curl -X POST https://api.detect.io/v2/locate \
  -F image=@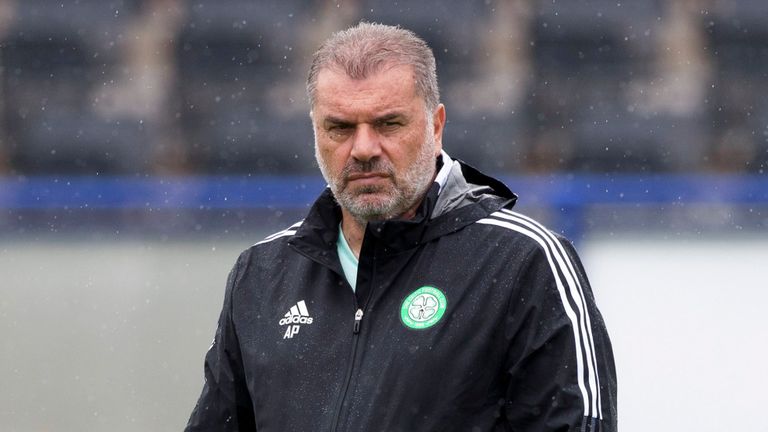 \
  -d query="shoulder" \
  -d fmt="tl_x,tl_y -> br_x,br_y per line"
474,209 -> 589,299
226,220 -> 305,291
252,220 -> 304,248
474,208 -> 573,252
235,220 -> 304,269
